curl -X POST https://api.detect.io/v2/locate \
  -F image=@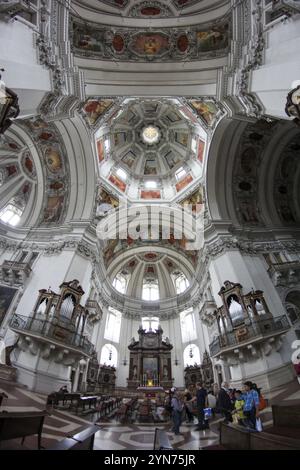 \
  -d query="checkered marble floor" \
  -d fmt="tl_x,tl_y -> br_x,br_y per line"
94,422 -> 219,450
0,378 -> 299,450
